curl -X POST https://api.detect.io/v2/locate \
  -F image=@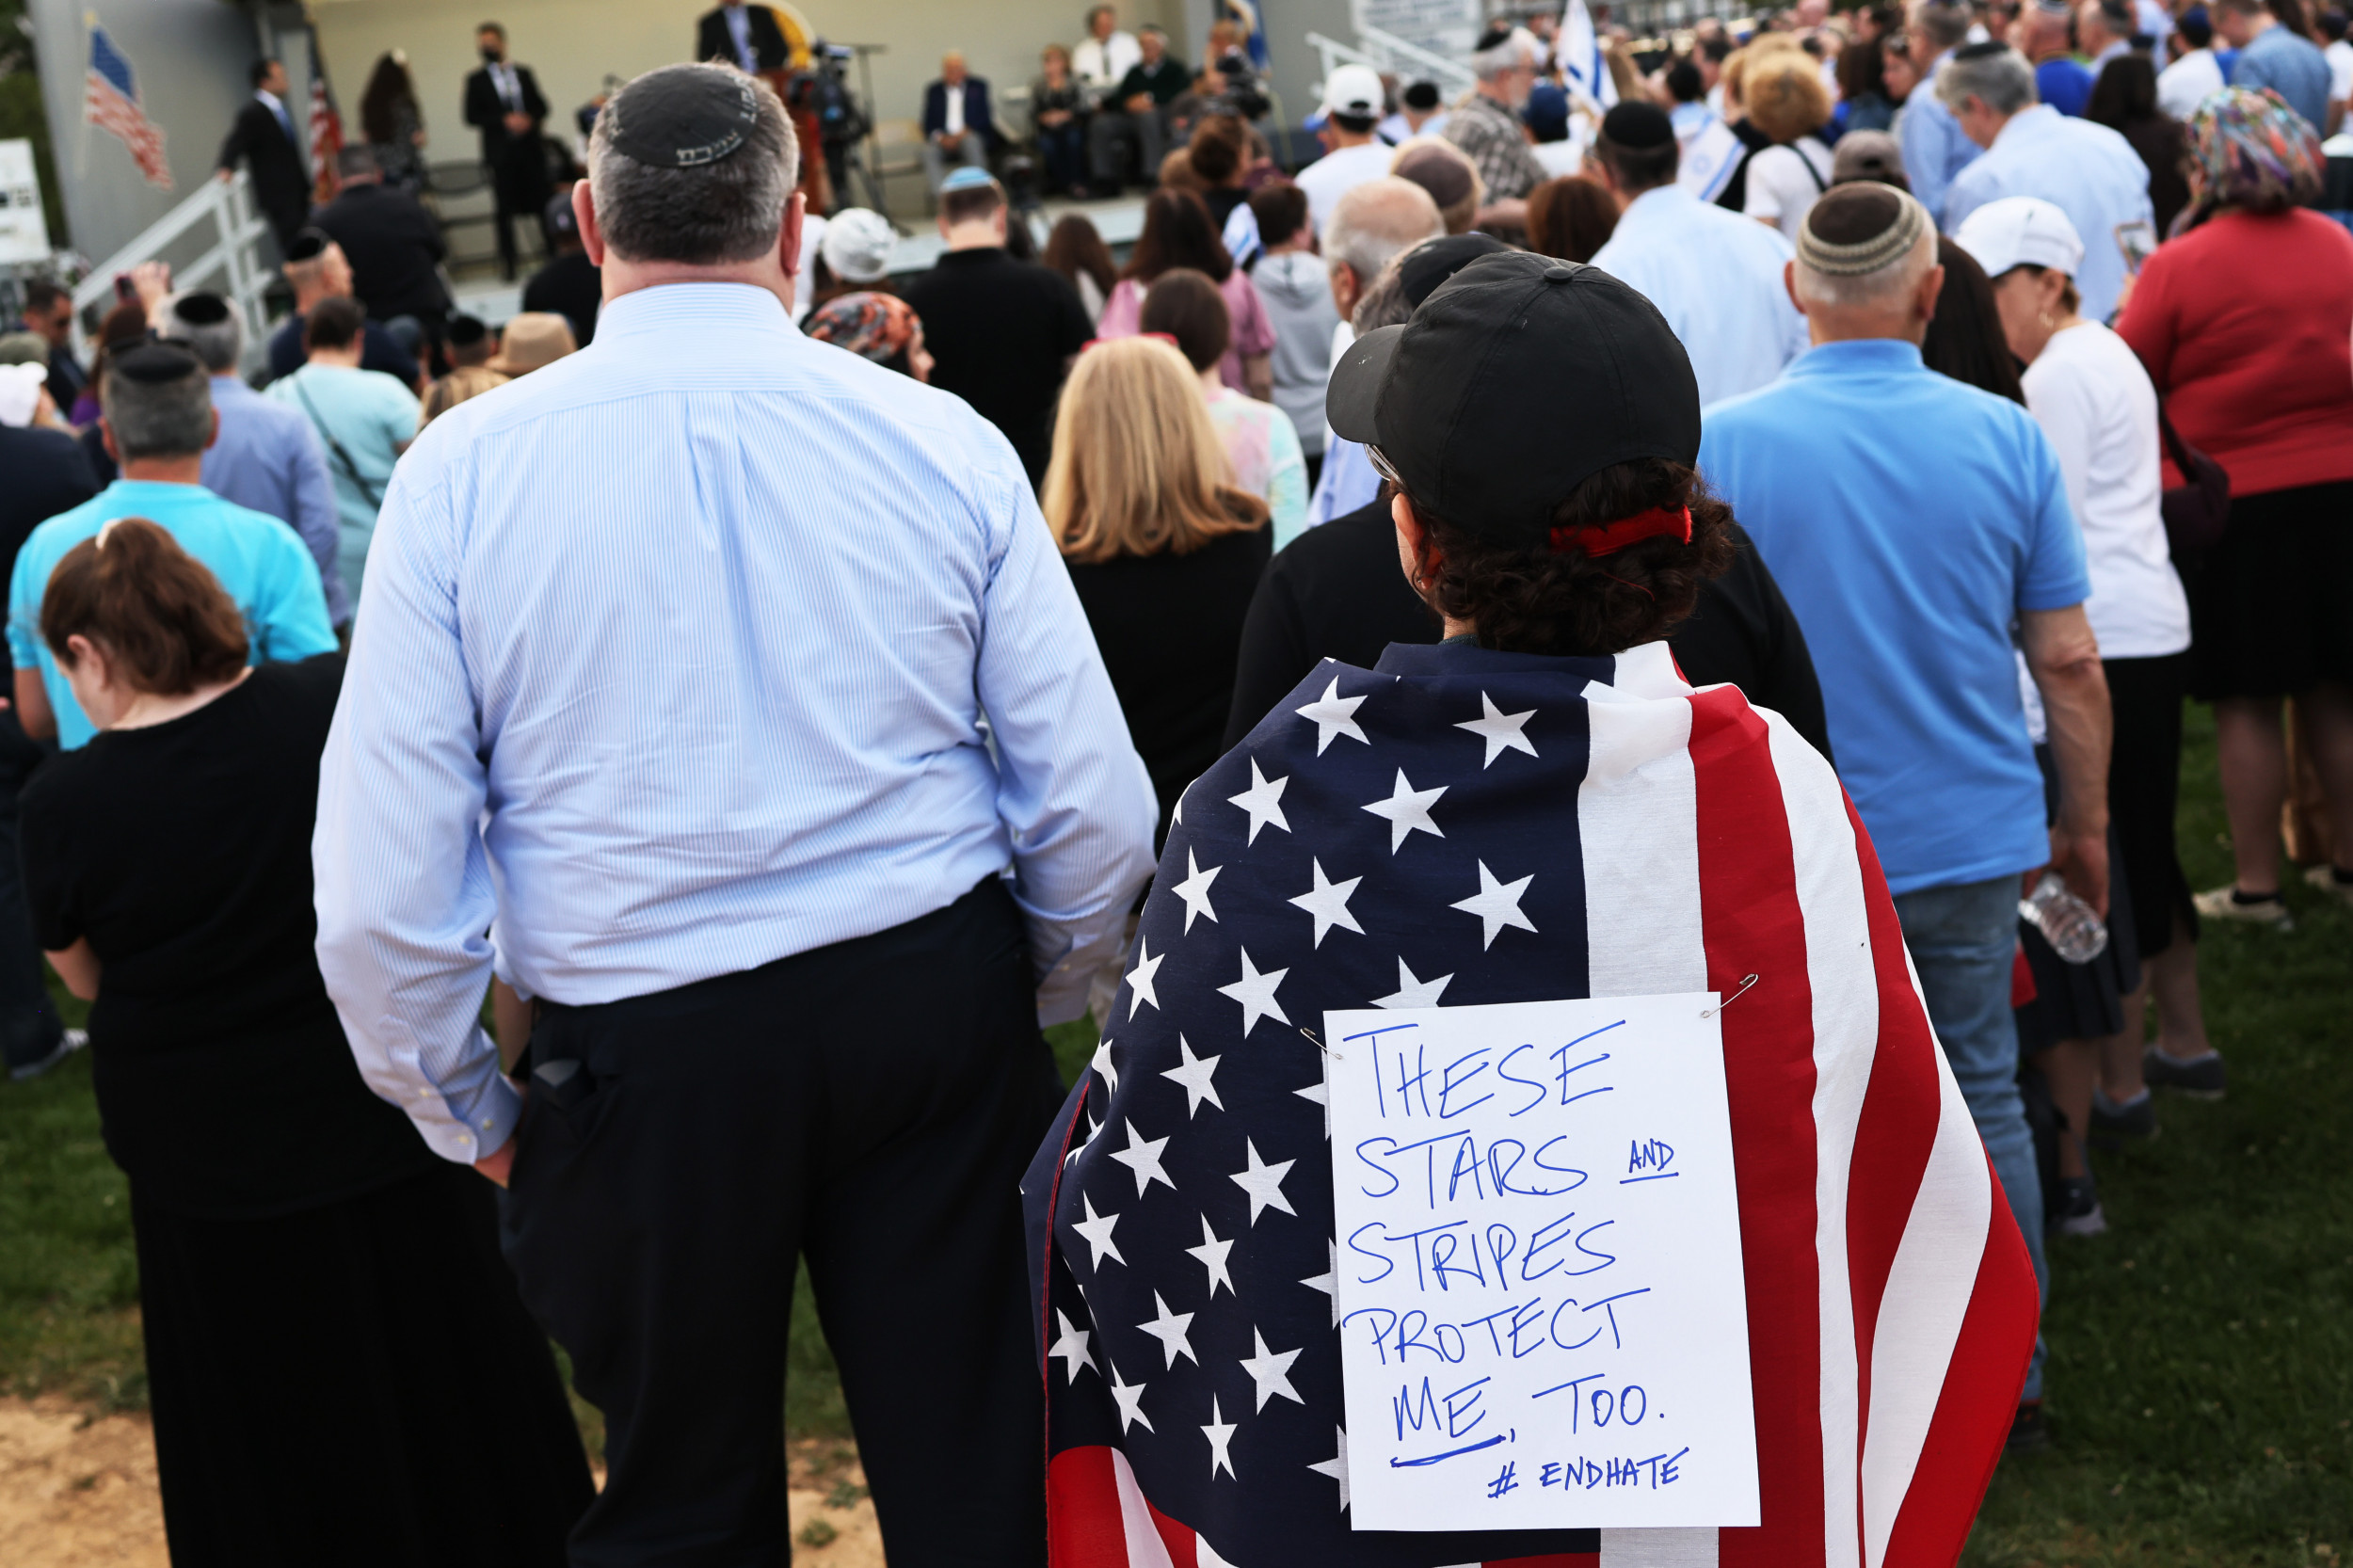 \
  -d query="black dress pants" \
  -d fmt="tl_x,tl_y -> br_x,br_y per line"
502,878 -> 1063,1567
